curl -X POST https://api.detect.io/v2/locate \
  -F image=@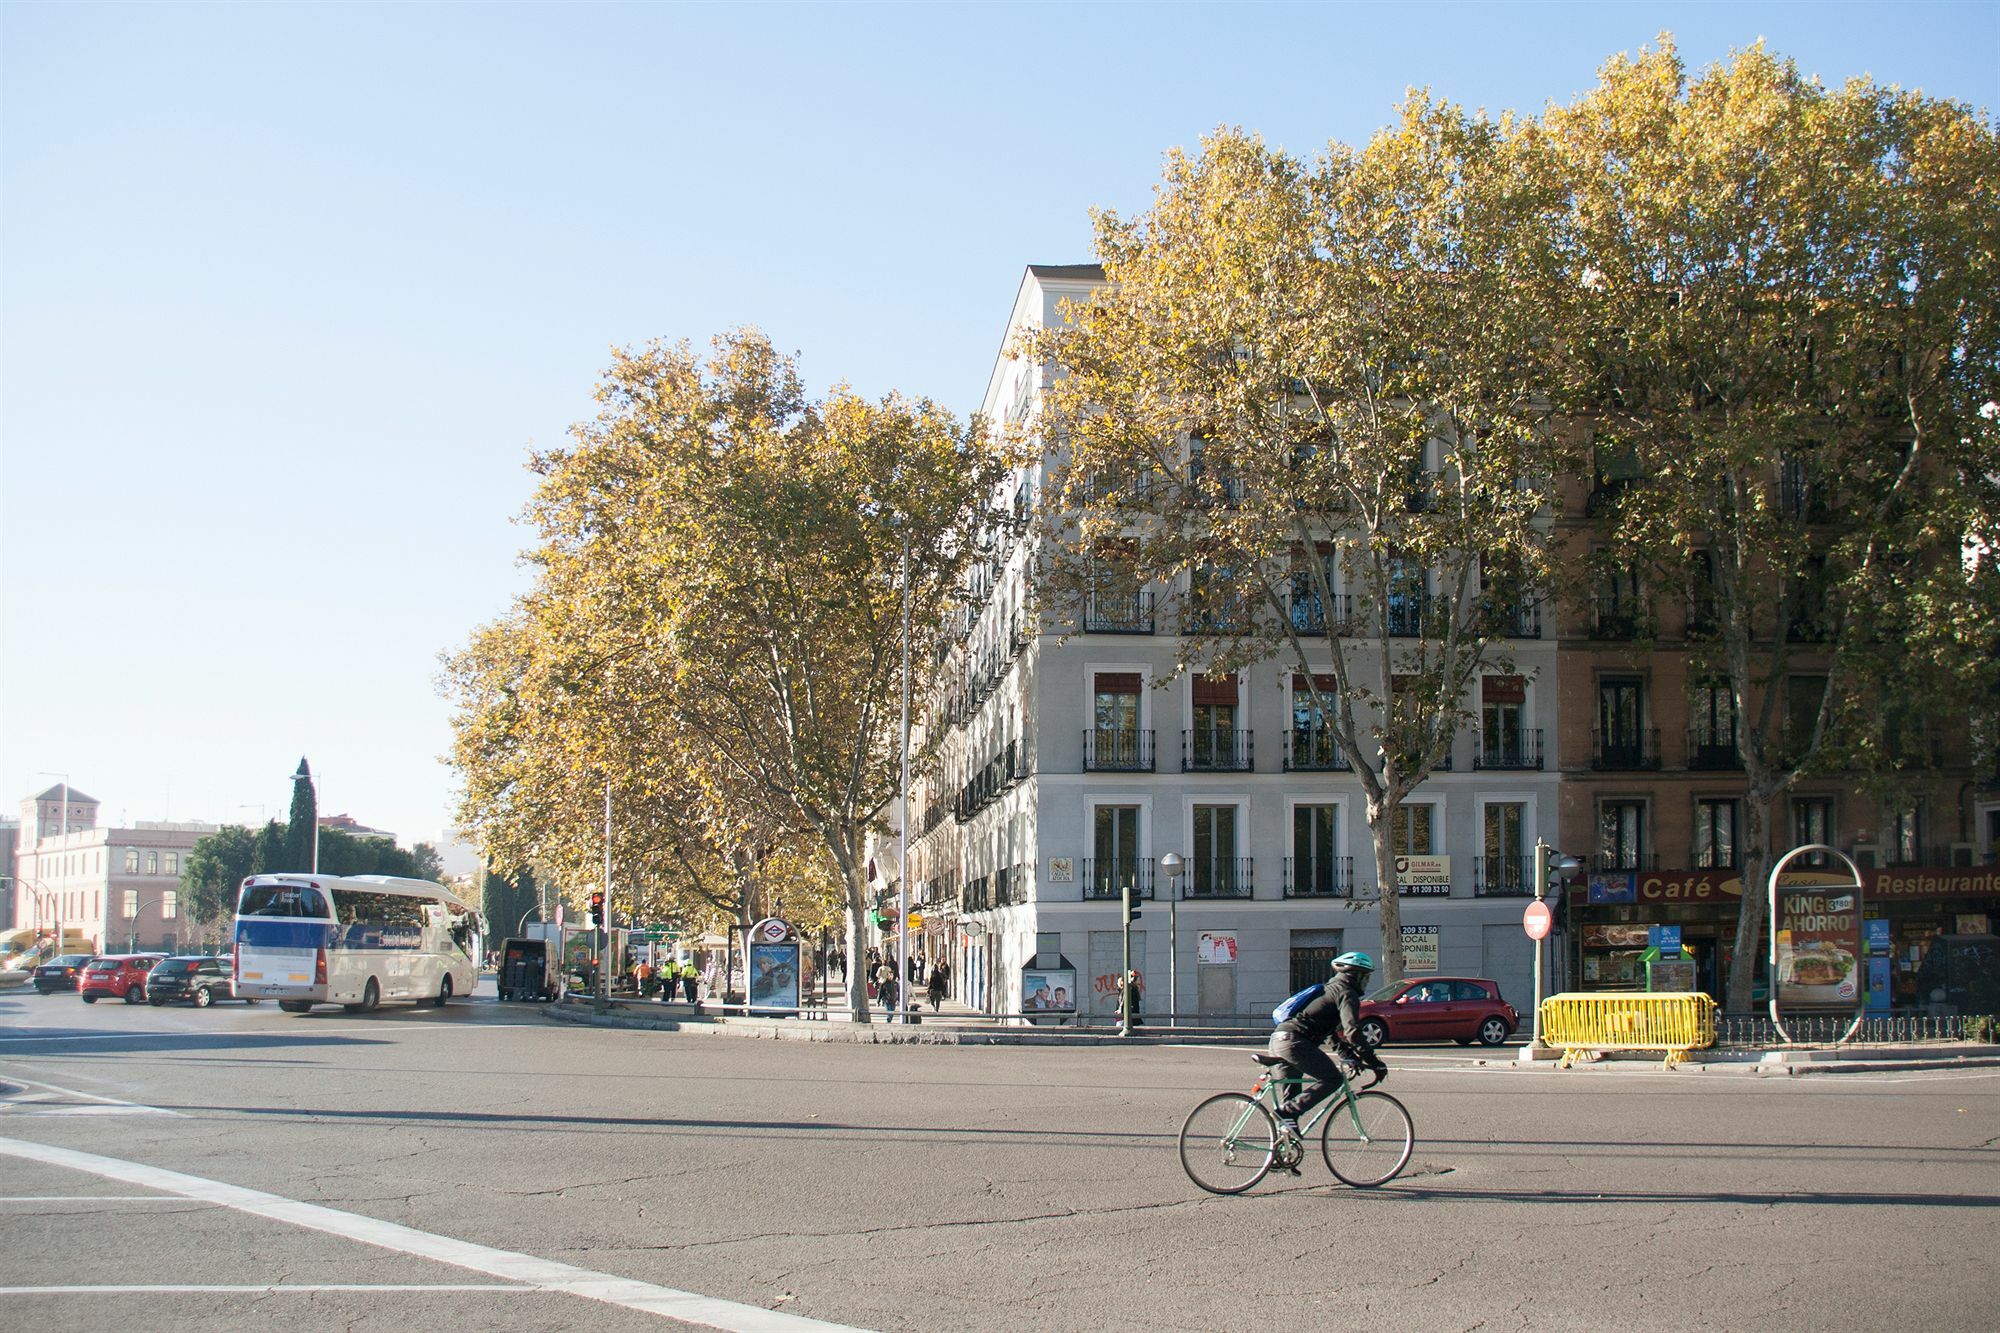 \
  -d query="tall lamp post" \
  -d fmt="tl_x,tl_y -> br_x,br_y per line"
1528,839 -> 1581,1054
1159,852 -> 1184,1025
